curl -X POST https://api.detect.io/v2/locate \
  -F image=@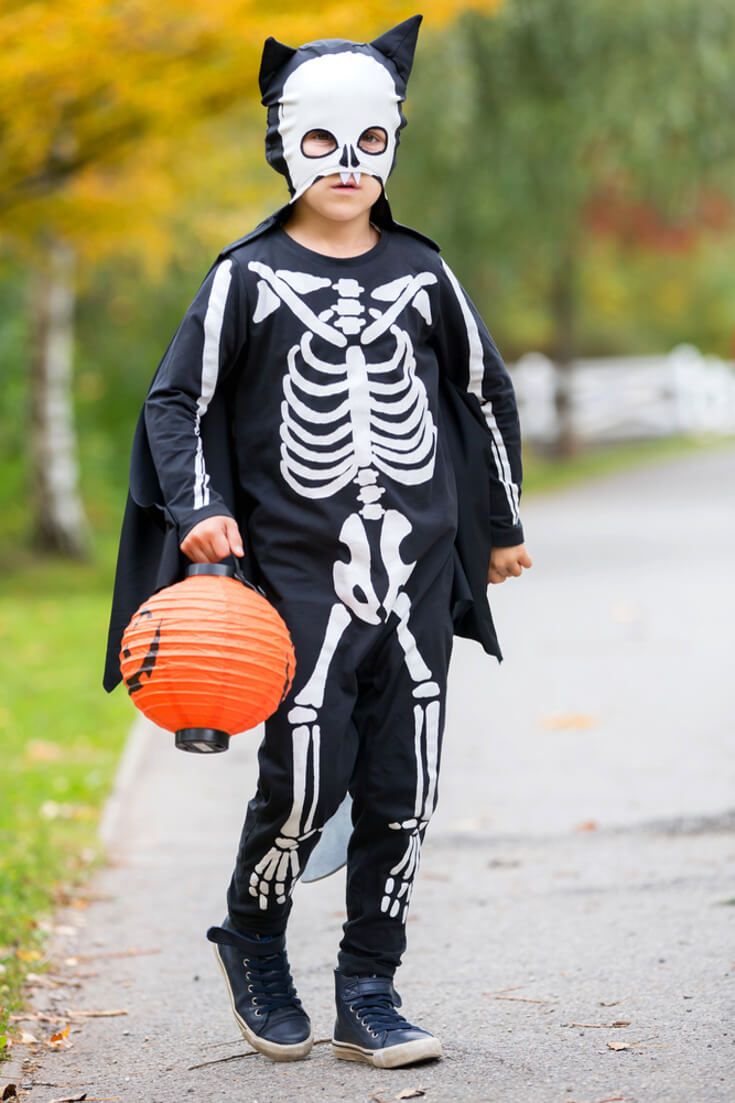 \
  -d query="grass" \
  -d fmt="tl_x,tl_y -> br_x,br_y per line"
0,429 -> 733,1060
522,431 -> 735,495
0,534 -> 133,1059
